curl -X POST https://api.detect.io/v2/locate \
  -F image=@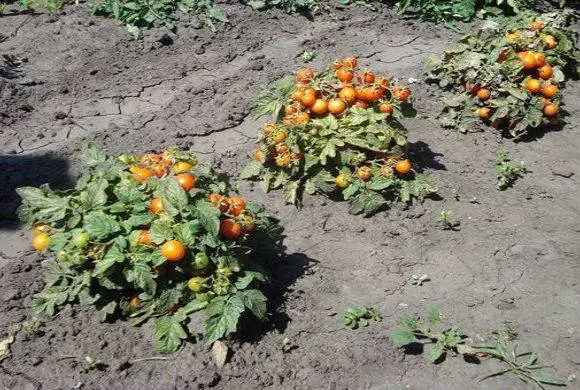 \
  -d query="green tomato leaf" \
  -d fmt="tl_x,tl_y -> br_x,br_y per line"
154,316 -> 188,353
204,295 -> 245,344
83,211 -> 121,240
195,200 -> 221,237
240,289 -> 267,319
